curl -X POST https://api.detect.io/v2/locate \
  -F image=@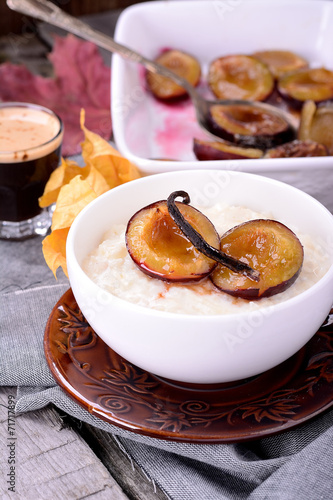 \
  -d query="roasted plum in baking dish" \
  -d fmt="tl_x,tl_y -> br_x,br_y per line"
264,139 -> 328,158
208,55 -> 274,101
208,103 -> 296,150
193,138 -> 263,161
144,46 -> 332,159
252,50 -> 308,79
146,49 -> 201,100
277,67 -> 333,108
